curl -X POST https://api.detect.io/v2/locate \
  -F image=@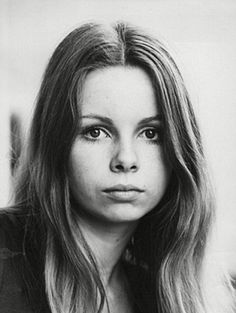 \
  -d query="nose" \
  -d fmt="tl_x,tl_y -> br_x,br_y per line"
110,139 -> 139,173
